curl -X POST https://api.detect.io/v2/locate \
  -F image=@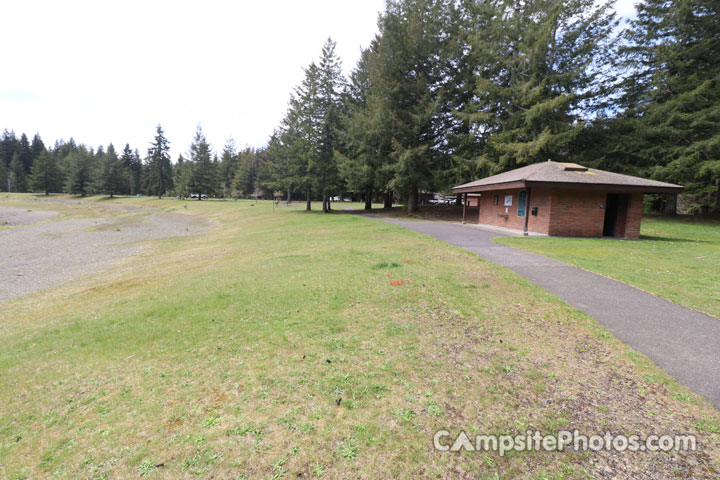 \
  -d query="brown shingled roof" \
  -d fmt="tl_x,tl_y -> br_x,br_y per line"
452,161 -> 683,194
